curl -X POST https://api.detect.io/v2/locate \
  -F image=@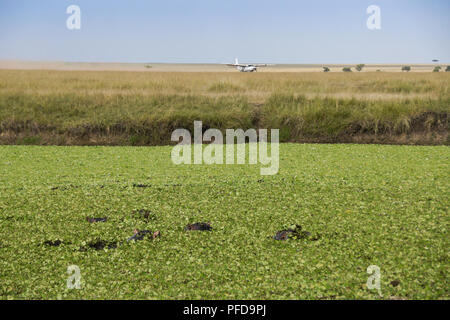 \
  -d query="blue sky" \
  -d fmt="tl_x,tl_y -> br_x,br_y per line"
0,0 -> 449,63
